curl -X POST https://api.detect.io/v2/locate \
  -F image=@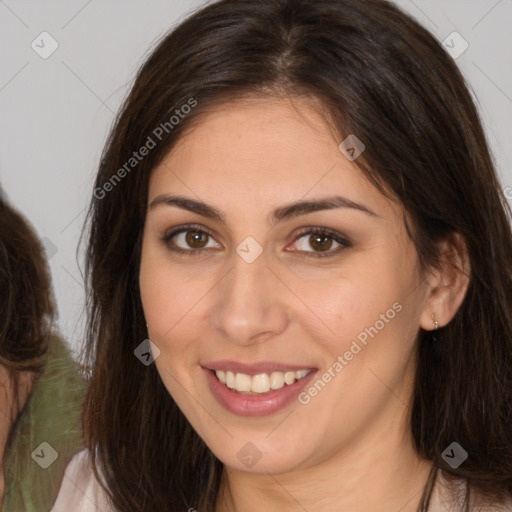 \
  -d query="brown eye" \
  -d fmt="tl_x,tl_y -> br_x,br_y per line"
162,225 -> 221,255
291,228 -> 351,258
185,230 -> 209,248
308,233 -> 334,252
